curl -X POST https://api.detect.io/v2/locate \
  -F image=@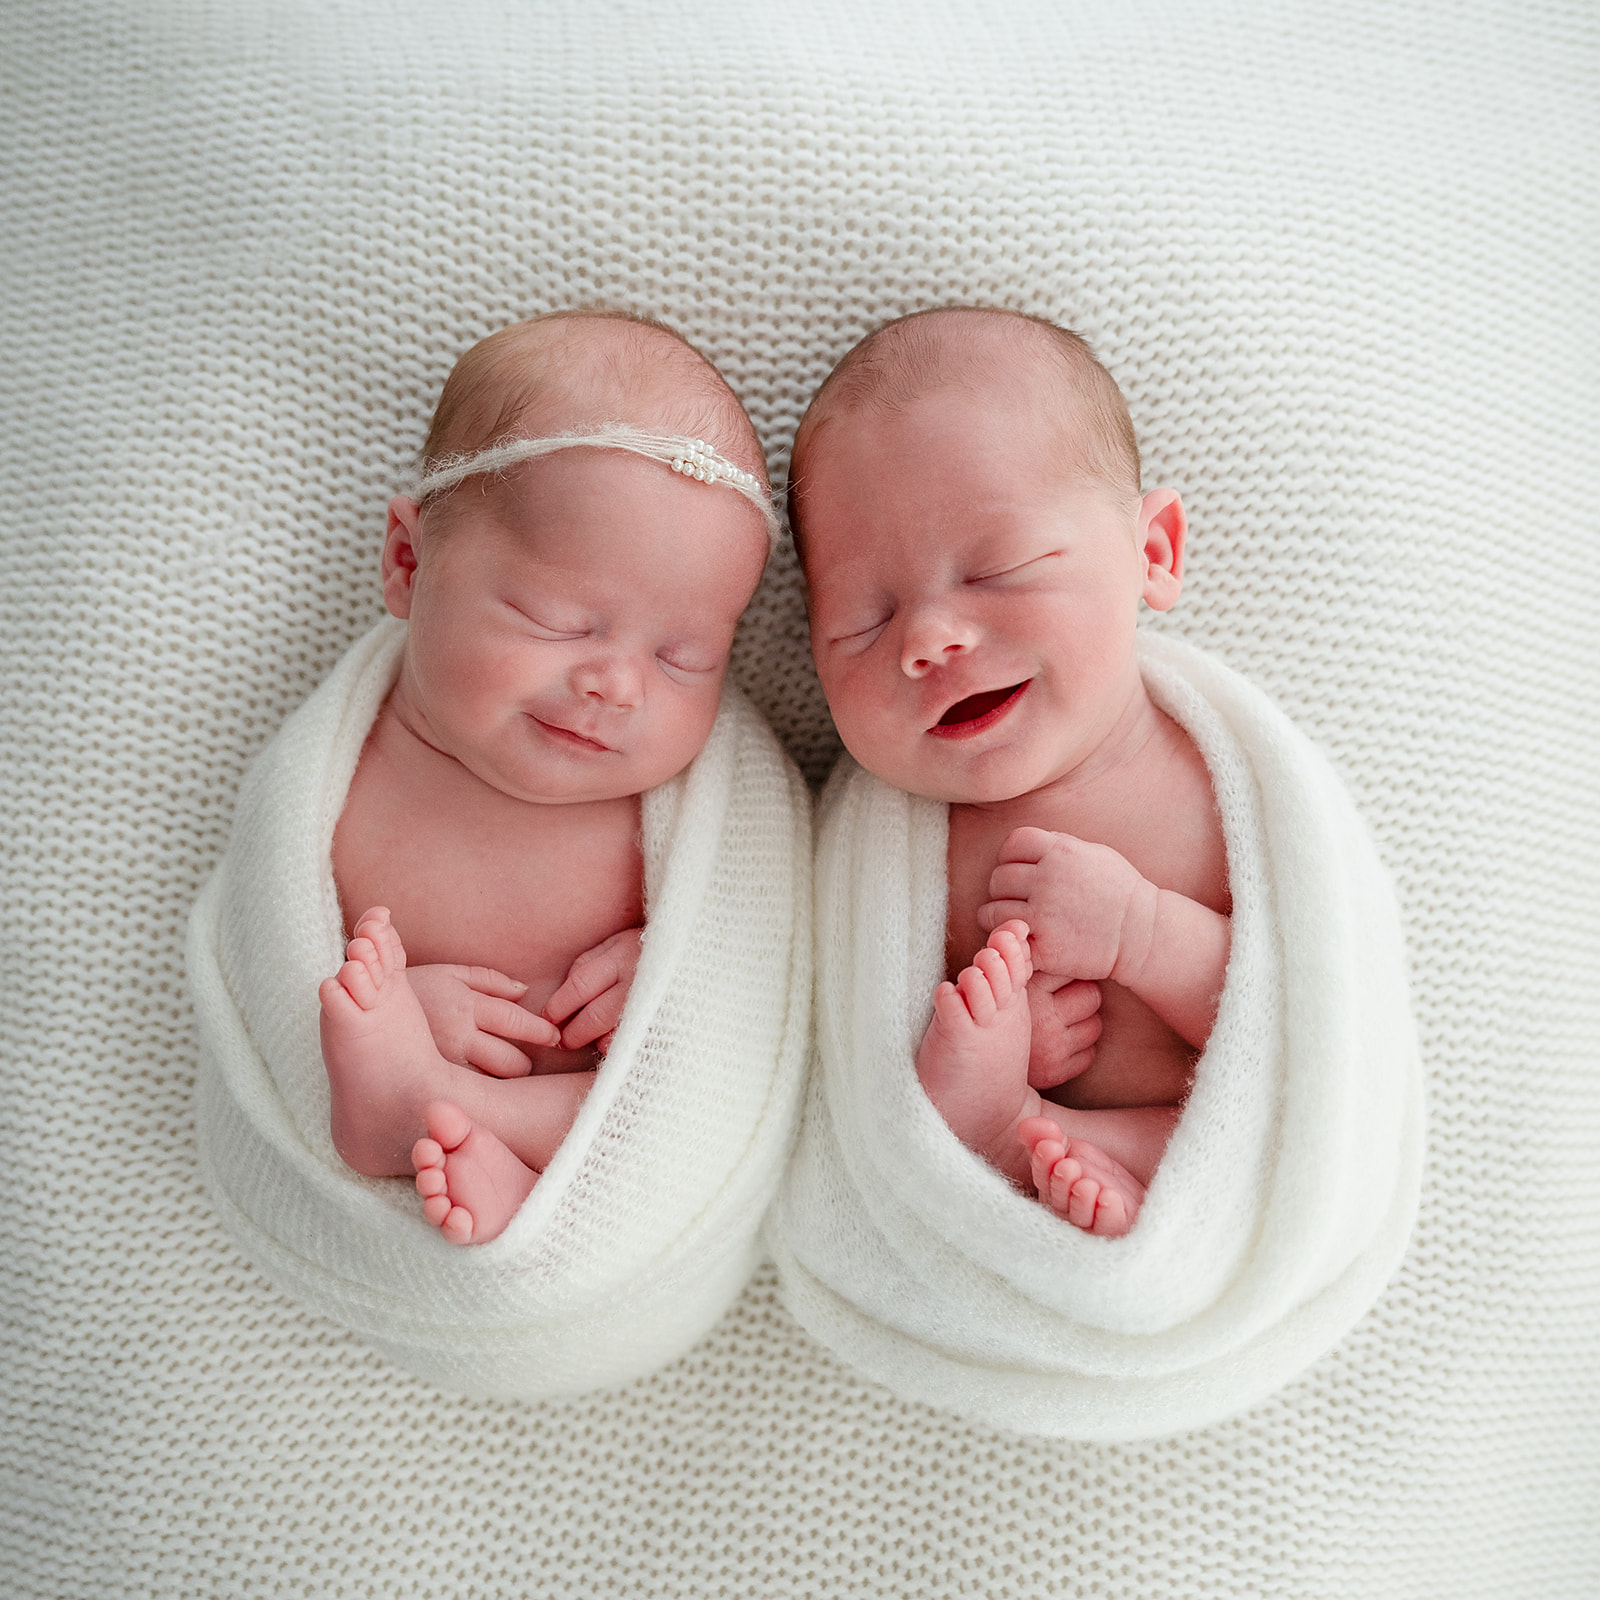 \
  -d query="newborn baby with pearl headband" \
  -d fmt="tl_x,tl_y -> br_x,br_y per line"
318,310 -> 780,1244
